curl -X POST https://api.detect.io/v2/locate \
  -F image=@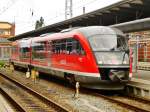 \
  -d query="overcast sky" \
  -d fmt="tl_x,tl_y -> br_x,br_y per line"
0,0 -> 121,35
